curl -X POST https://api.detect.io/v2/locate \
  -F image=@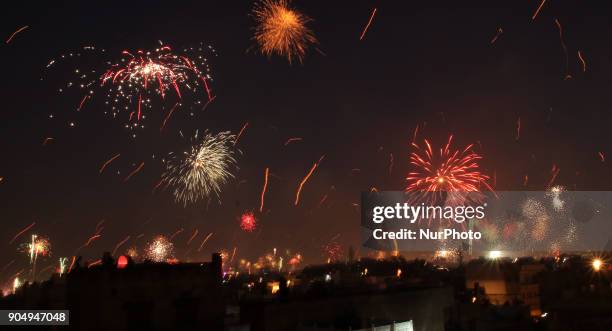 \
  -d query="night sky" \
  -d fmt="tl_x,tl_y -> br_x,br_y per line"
1,0 -> 612,279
